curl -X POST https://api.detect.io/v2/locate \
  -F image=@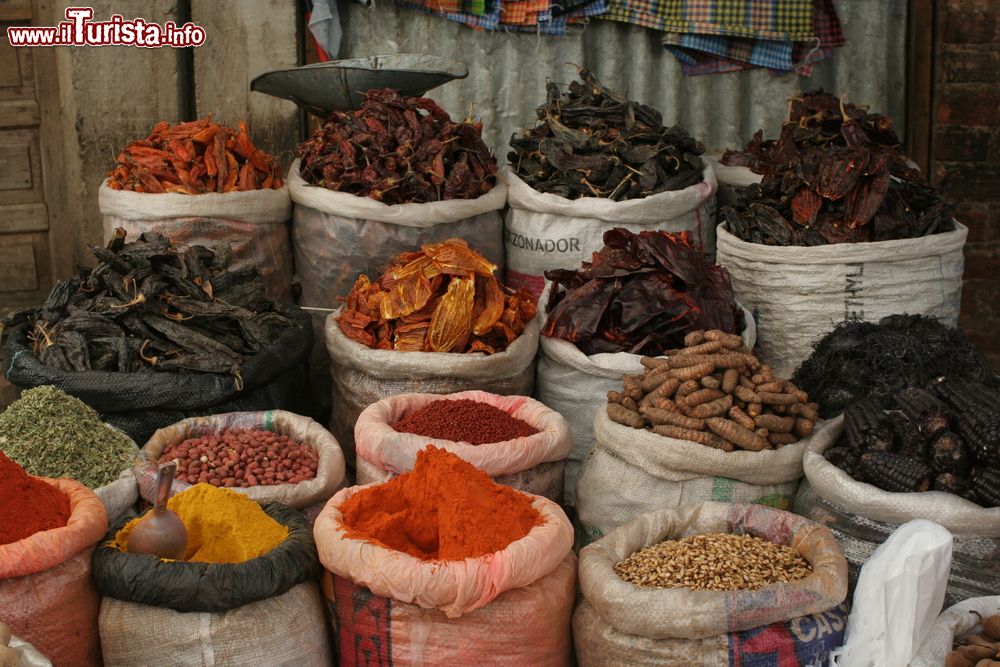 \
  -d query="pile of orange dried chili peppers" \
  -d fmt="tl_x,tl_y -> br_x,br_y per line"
106,118 -> 284,194
337,239 -> 536,354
